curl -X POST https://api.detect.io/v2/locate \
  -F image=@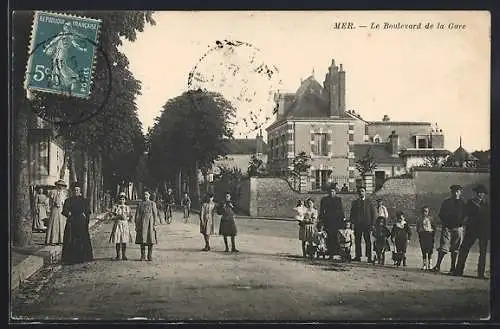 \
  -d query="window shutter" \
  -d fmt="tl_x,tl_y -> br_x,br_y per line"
311,133 -> 317,155
325,133 -> 331,156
